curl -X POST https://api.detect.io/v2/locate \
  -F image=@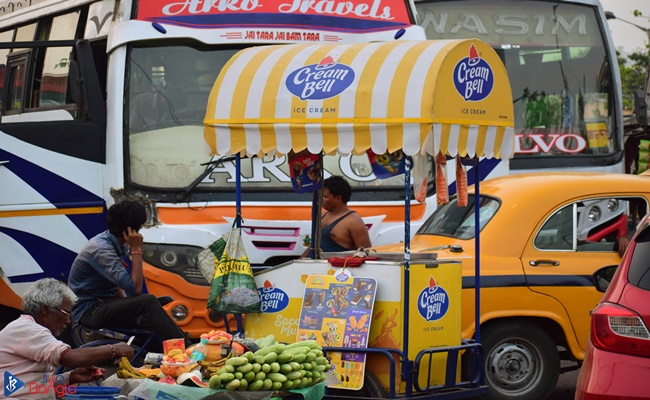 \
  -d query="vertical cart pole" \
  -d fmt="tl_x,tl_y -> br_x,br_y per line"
235,154 -> 241,228
309,153 -> 324,260
403,157 -> 413,398
233,153 -> 244,333
309,190 -> 319,259
473,160 -> 482,346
